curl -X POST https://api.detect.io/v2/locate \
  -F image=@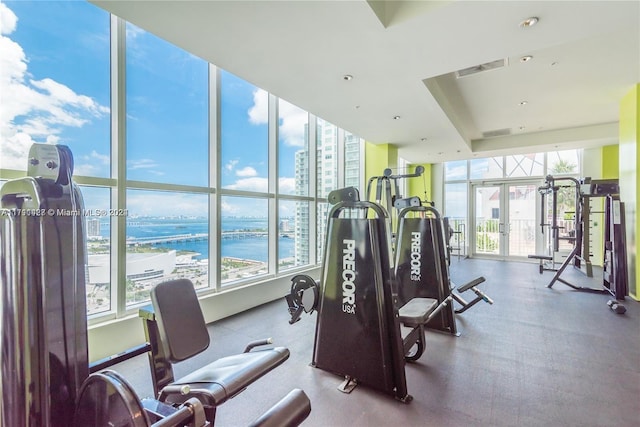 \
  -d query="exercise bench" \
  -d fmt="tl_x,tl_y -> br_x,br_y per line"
527,254 -> 555,274
397,297 -> 452,361
140,279 -> 291,425
450,276 -> 493,314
